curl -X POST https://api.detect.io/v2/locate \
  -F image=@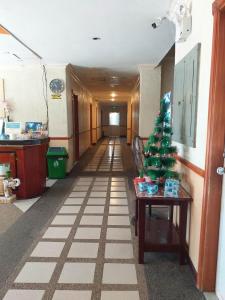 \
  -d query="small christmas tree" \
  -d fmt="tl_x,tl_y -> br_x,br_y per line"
143,92 -> 179,184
